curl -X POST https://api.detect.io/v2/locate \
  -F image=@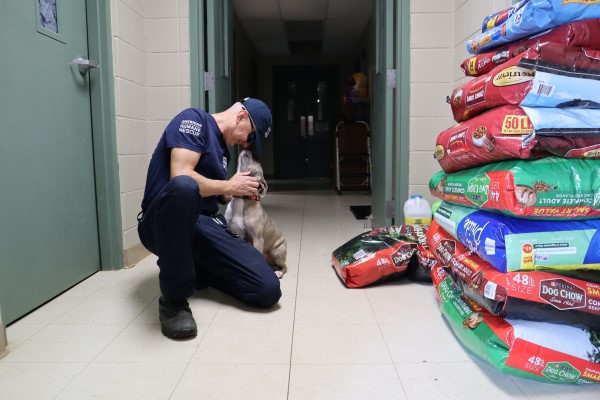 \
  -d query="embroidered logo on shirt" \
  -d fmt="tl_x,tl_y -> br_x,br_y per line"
179,120 -> 202,137
222,156 -> 228,171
